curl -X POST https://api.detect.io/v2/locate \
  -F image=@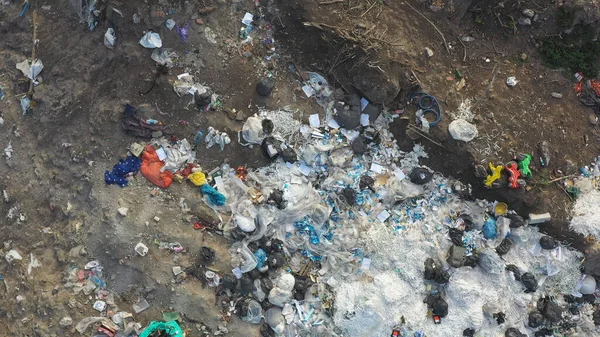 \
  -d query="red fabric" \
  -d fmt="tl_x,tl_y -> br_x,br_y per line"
140,145 -> 173,188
